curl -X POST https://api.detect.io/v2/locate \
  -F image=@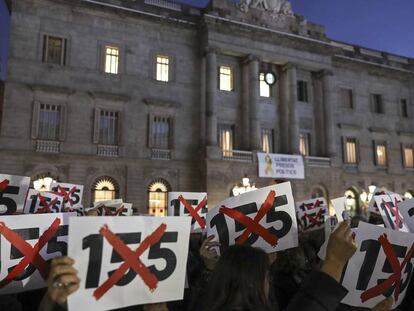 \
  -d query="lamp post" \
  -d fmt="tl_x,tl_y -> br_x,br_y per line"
232,175 -> 257,196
